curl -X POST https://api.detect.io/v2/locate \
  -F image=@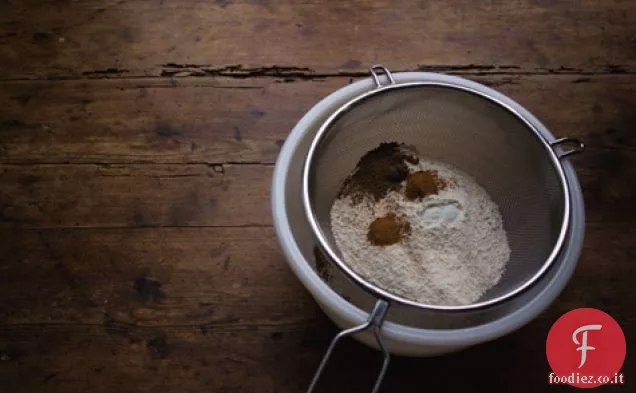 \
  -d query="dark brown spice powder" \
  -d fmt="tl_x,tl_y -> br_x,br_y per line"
339,142 -> 419,204
404,170 -> 448,200
367,213 -> 411,246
